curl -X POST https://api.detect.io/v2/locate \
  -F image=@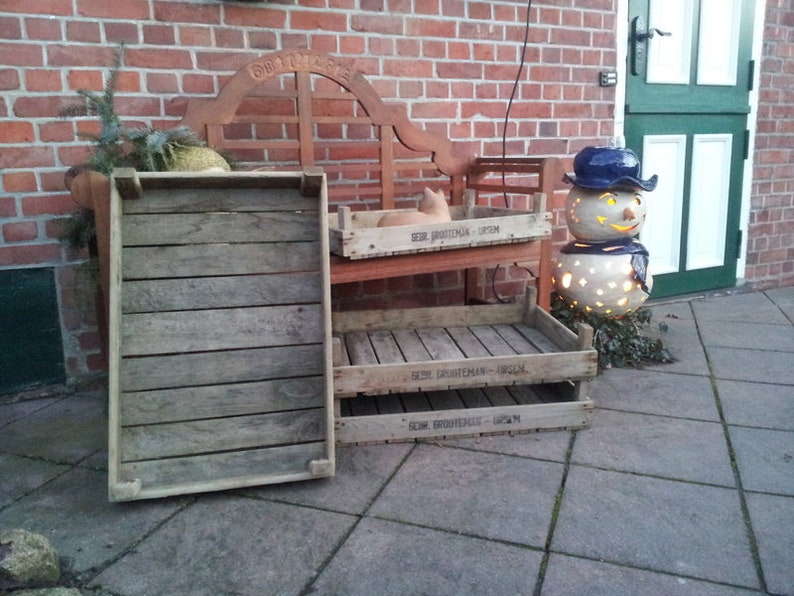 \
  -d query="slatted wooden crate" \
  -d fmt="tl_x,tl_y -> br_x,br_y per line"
332,287 -> 597,443
329,191 -> 551,260
108,169 -> 334,501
